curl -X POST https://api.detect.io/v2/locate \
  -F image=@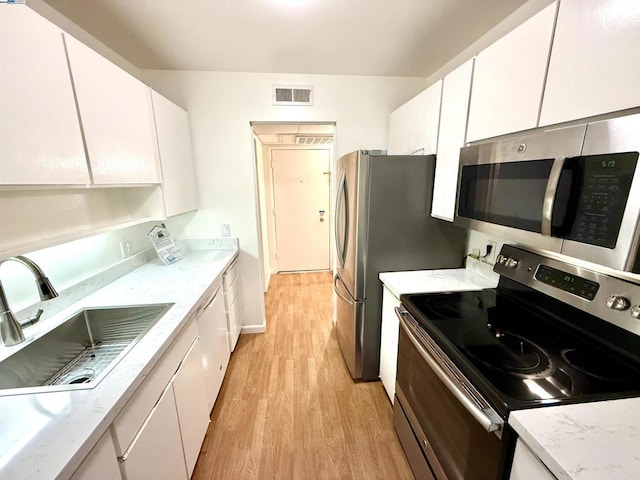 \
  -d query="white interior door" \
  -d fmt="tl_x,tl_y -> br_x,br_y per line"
272,149 -> 330,271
